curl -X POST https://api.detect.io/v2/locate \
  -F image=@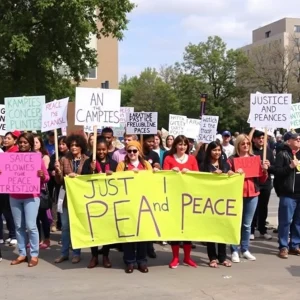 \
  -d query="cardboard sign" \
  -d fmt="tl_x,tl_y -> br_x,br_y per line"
0,152 -> 41,194
250,93 -> 291,128
111,124 -> 126,137
66,102 -> 84,136
198,115 -> 219,143
0,105 -> 6,135
291,103 -> 300,129
119,107 -> 134,125
233,156 -> 262,178
168,114 -> 187,137
5,96 -> 45,131
41,98 -> 69,132
75,87 -> 121,127
126,112 -> 158,134
184,118 -> 201,140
